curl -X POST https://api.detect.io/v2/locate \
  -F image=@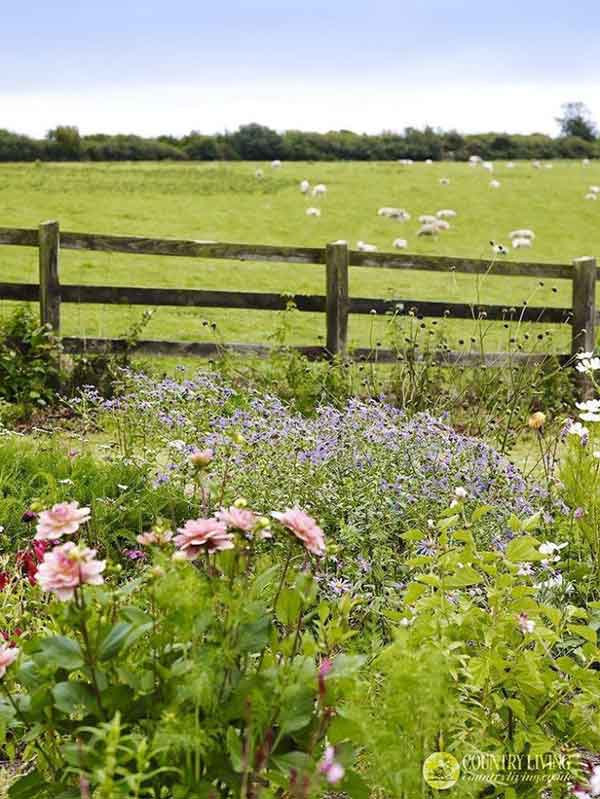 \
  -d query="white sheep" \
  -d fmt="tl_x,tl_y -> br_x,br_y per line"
531,160 -> 542,169
435,219 -> 450,231
299,179 -> 310,194
271,159 -> 282,168
509,229 -> 535,241
589,185 -> 600,194
439,177 -> 450,185
393,238 -> 408,249
305,207 -> 321,217
419,214 -> 437,224
482,161 -> 494,172
312,183 -> 327,197
378,207 -> 410,221
582,158 -> 591,166
468,155 -> 482,165
436,209 -> 457,219
585,193 -> 598,201
506,162 -> 515,169
378,207 -> 396,217
398,158 -> 414,165
357,240 -> 377,252
512,237 -> 532,249
255,168 -> 264,179
418,223 -> 438,237
425,158 -> 433,164
489,179 -> 501,189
